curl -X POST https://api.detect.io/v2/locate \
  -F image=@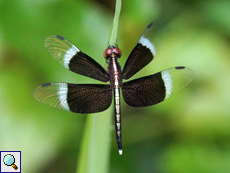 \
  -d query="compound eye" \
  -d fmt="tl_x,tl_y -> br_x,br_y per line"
104,48 -> 113,59
113,47 -> 122,57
